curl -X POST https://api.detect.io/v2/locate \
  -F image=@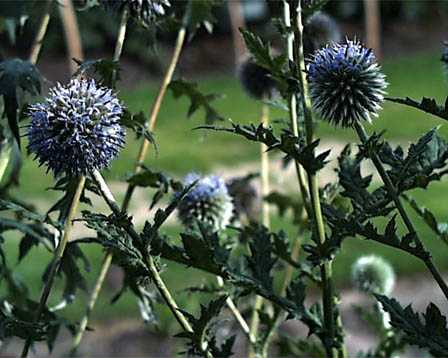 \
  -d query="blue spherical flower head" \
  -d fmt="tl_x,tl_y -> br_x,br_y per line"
28,78 -> 125,177
101,0 -> 170,27
308,39 -> 388,127
304,12 -> 341,55
177,173 -> 234,232
441,42 -> 448,74
351,255 -> 395,295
